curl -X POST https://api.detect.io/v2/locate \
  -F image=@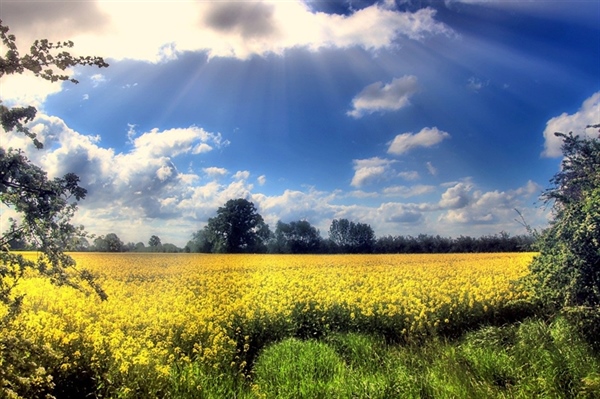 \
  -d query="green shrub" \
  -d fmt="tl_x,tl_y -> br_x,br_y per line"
521,130 -> 600,348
